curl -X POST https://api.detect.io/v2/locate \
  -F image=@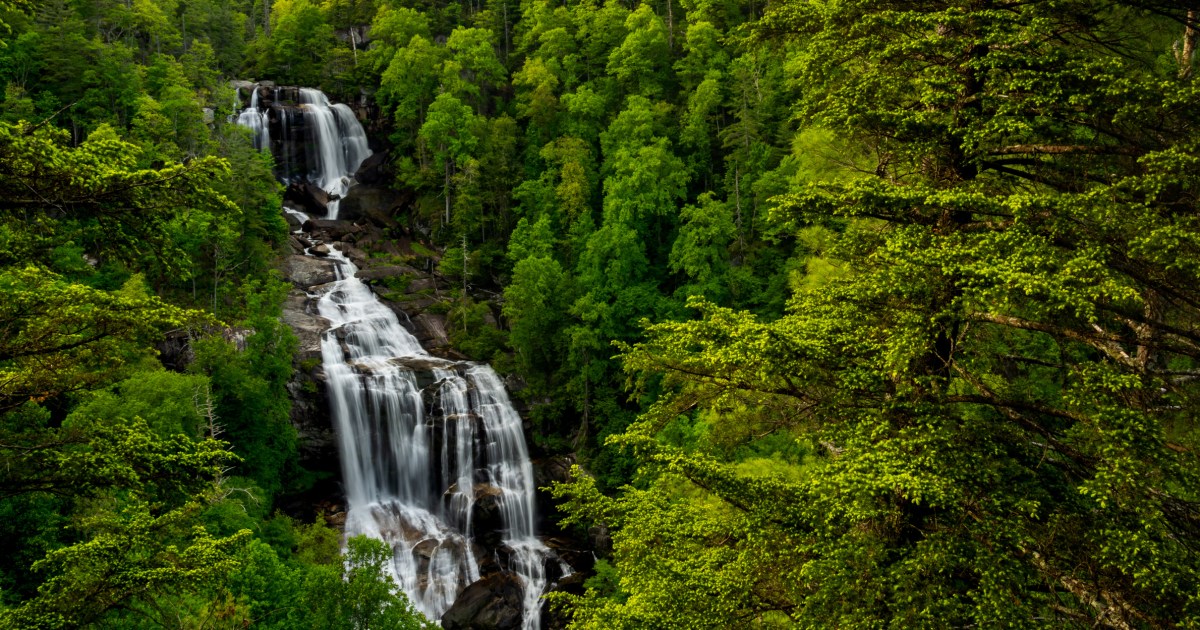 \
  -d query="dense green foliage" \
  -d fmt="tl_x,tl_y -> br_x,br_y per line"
3,0 -> 1200,626
0,1 -> 429,626
551,3 -> 1200,629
